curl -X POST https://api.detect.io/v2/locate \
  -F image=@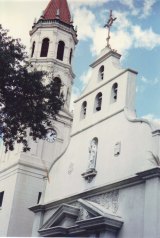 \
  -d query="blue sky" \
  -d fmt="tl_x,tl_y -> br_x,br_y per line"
0,0 -> 160,122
